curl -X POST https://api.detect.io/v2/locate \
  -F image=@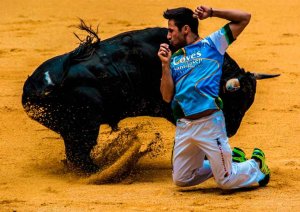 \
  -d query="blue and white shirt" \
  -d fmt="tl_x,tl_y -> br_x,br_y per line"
171,24 -> 235,117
